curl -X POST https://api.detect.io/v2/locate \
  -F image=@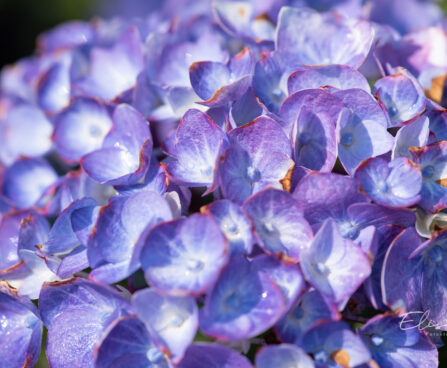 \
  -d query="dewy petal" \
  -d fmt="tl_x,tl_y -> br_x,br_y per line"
300,219 -> 371,308
167,109 -> 227,187
243,188 -> 313,263
38,277 -> 131,328
141,214 -> 228,295
132,288 -> 198,363
46,308 -> 105,368
256,344 -> 315,368
199,257 -> 285,340
0,284 -> 43,368
95,316 -> 171,368
275,7 -> 374,68
39,278 -> 132,368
